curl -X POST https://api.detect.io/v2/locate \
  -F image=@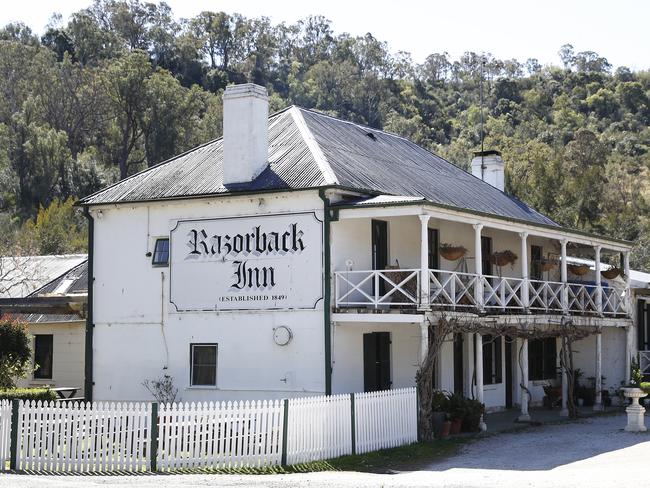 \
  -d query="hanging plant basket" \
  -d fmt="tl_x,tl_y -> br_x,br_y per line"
601,267 -> 622,280
490,250 -> 518,267
568,264 -> 590,276
440,244 -> 467,261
